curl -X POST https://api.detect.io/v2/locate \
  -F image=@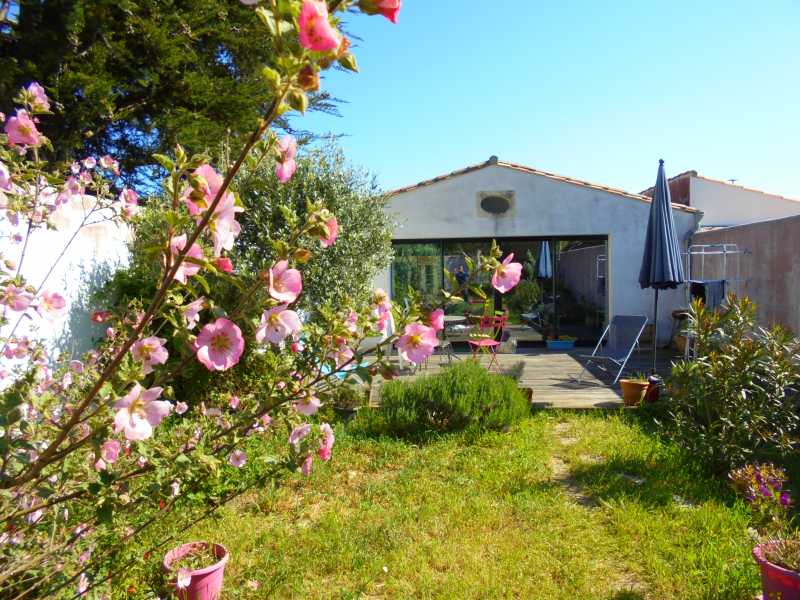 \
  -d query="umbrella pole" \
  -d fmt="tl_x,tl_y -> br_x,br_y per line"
652,289 -> 659,375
